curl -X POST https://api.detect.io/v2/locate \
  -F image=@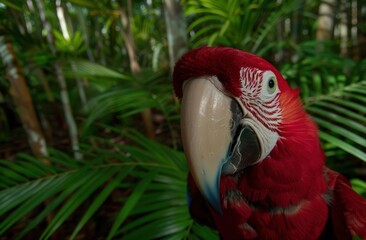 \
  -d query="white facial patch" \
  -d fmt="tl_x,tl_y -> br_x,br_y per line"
237,67 -> 282,160
242,117 -> 280,161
